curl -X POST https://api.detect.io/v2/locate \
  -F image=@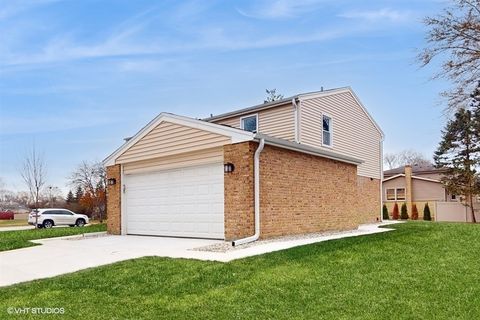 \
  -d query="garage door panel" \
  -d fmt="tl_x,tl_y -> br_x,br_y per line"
125,162 -> 224,239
